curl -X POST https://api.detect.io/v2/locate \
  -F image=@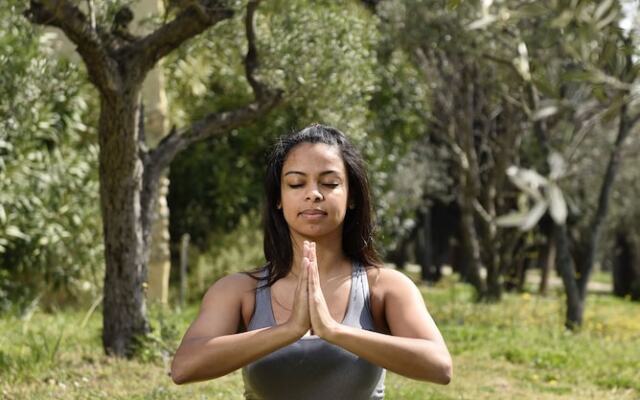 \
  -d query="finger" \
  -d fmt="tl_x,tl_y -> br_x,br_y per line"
301,256 -> 309,284
308,259 -> 319,295
311,253 -> 319,282
307,259 -> 316,296
310,242 -> 316,263
300,257 -> 309,283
